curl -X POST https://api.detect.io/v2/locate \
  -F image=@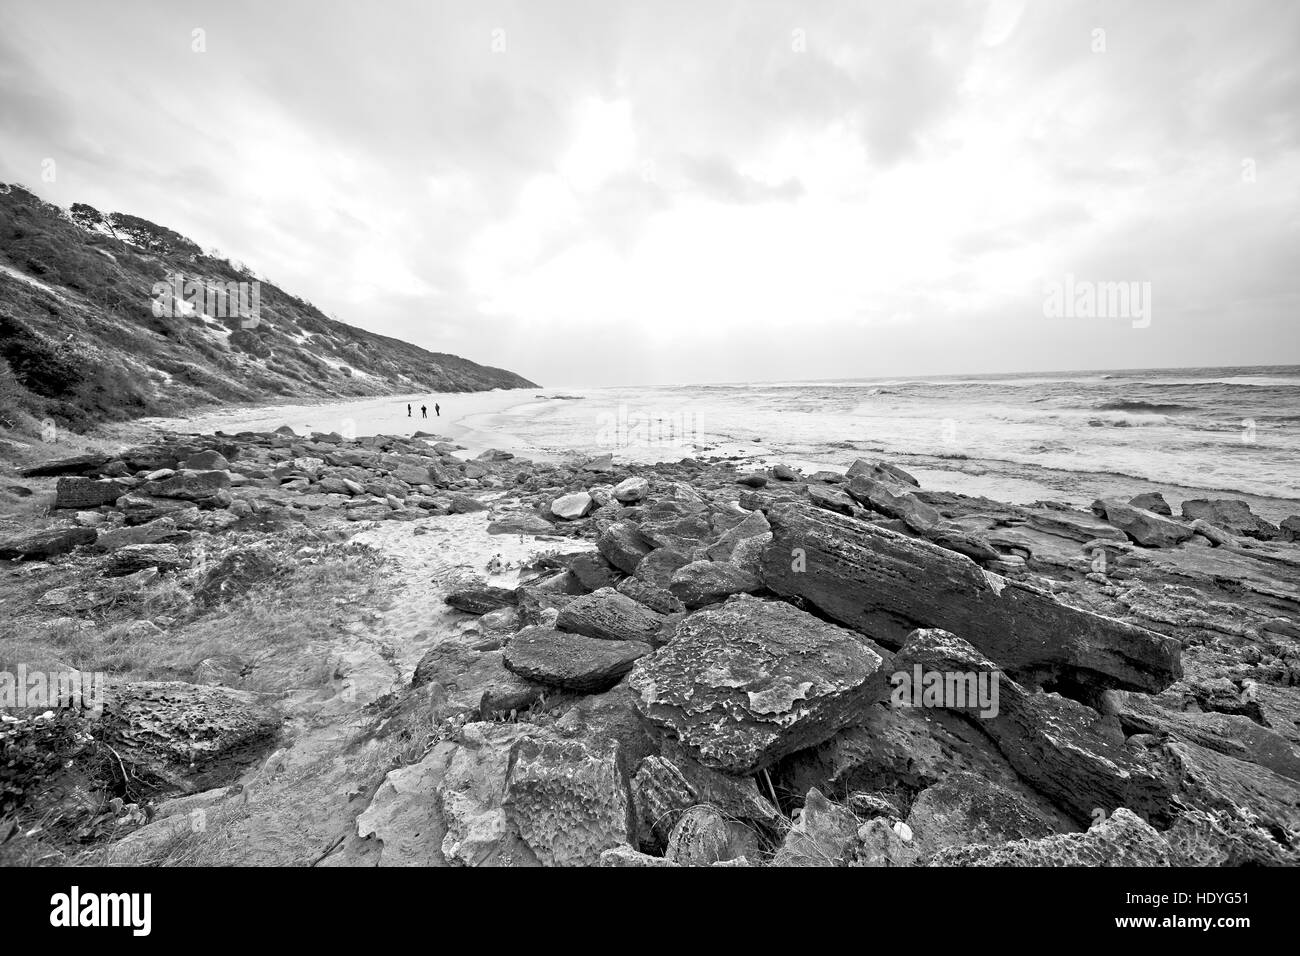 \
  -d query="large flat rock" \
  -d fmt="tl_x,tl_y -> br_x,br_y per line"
503,626 -> 651,693
628,595 -> 884,773
760,502 -> 1181,692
